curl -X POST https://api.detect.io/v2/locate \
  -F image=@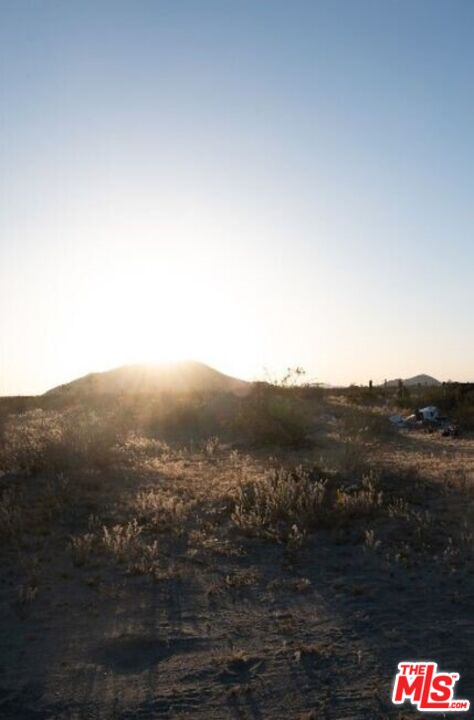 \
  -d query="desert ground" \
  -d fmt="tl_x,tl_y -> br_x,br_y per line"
0,381 -> 473,719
